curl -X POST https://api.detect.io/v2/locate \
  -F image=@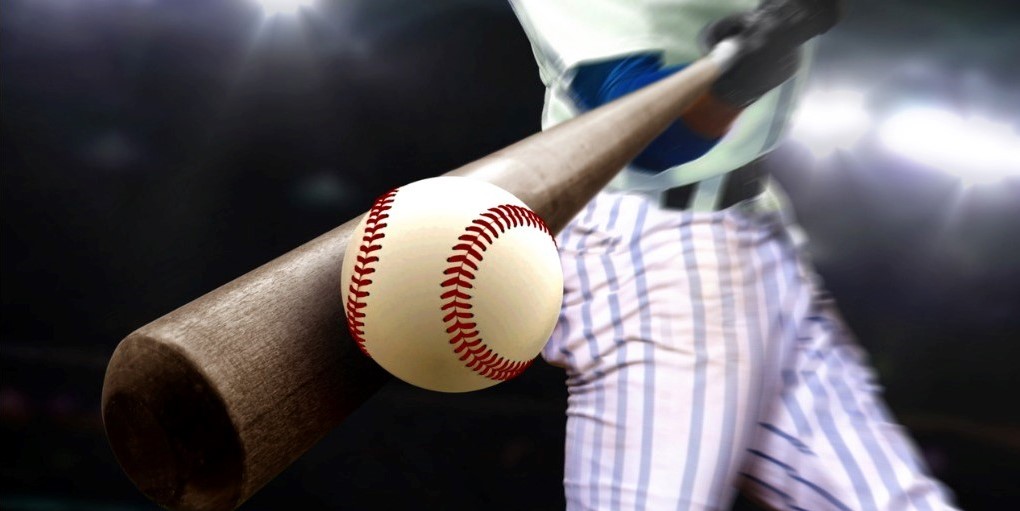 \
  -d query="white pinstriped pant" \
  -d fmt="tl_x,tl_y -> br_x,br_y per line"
543,189 -> 958,511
